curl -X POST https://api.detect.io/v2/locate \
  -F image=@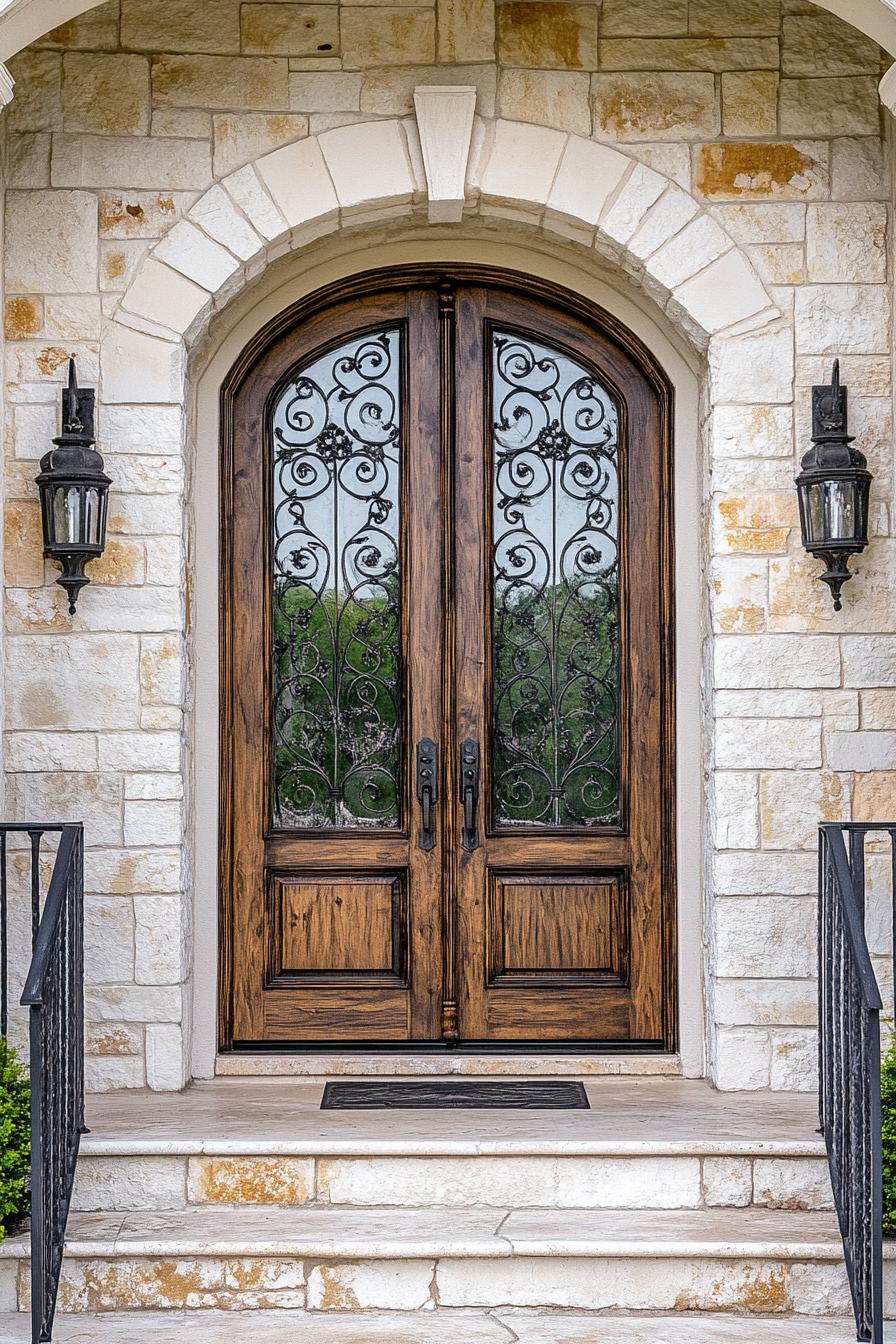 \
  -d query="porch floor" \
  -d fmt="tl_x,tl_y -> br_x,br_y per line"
80,1076 -> 824,1156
